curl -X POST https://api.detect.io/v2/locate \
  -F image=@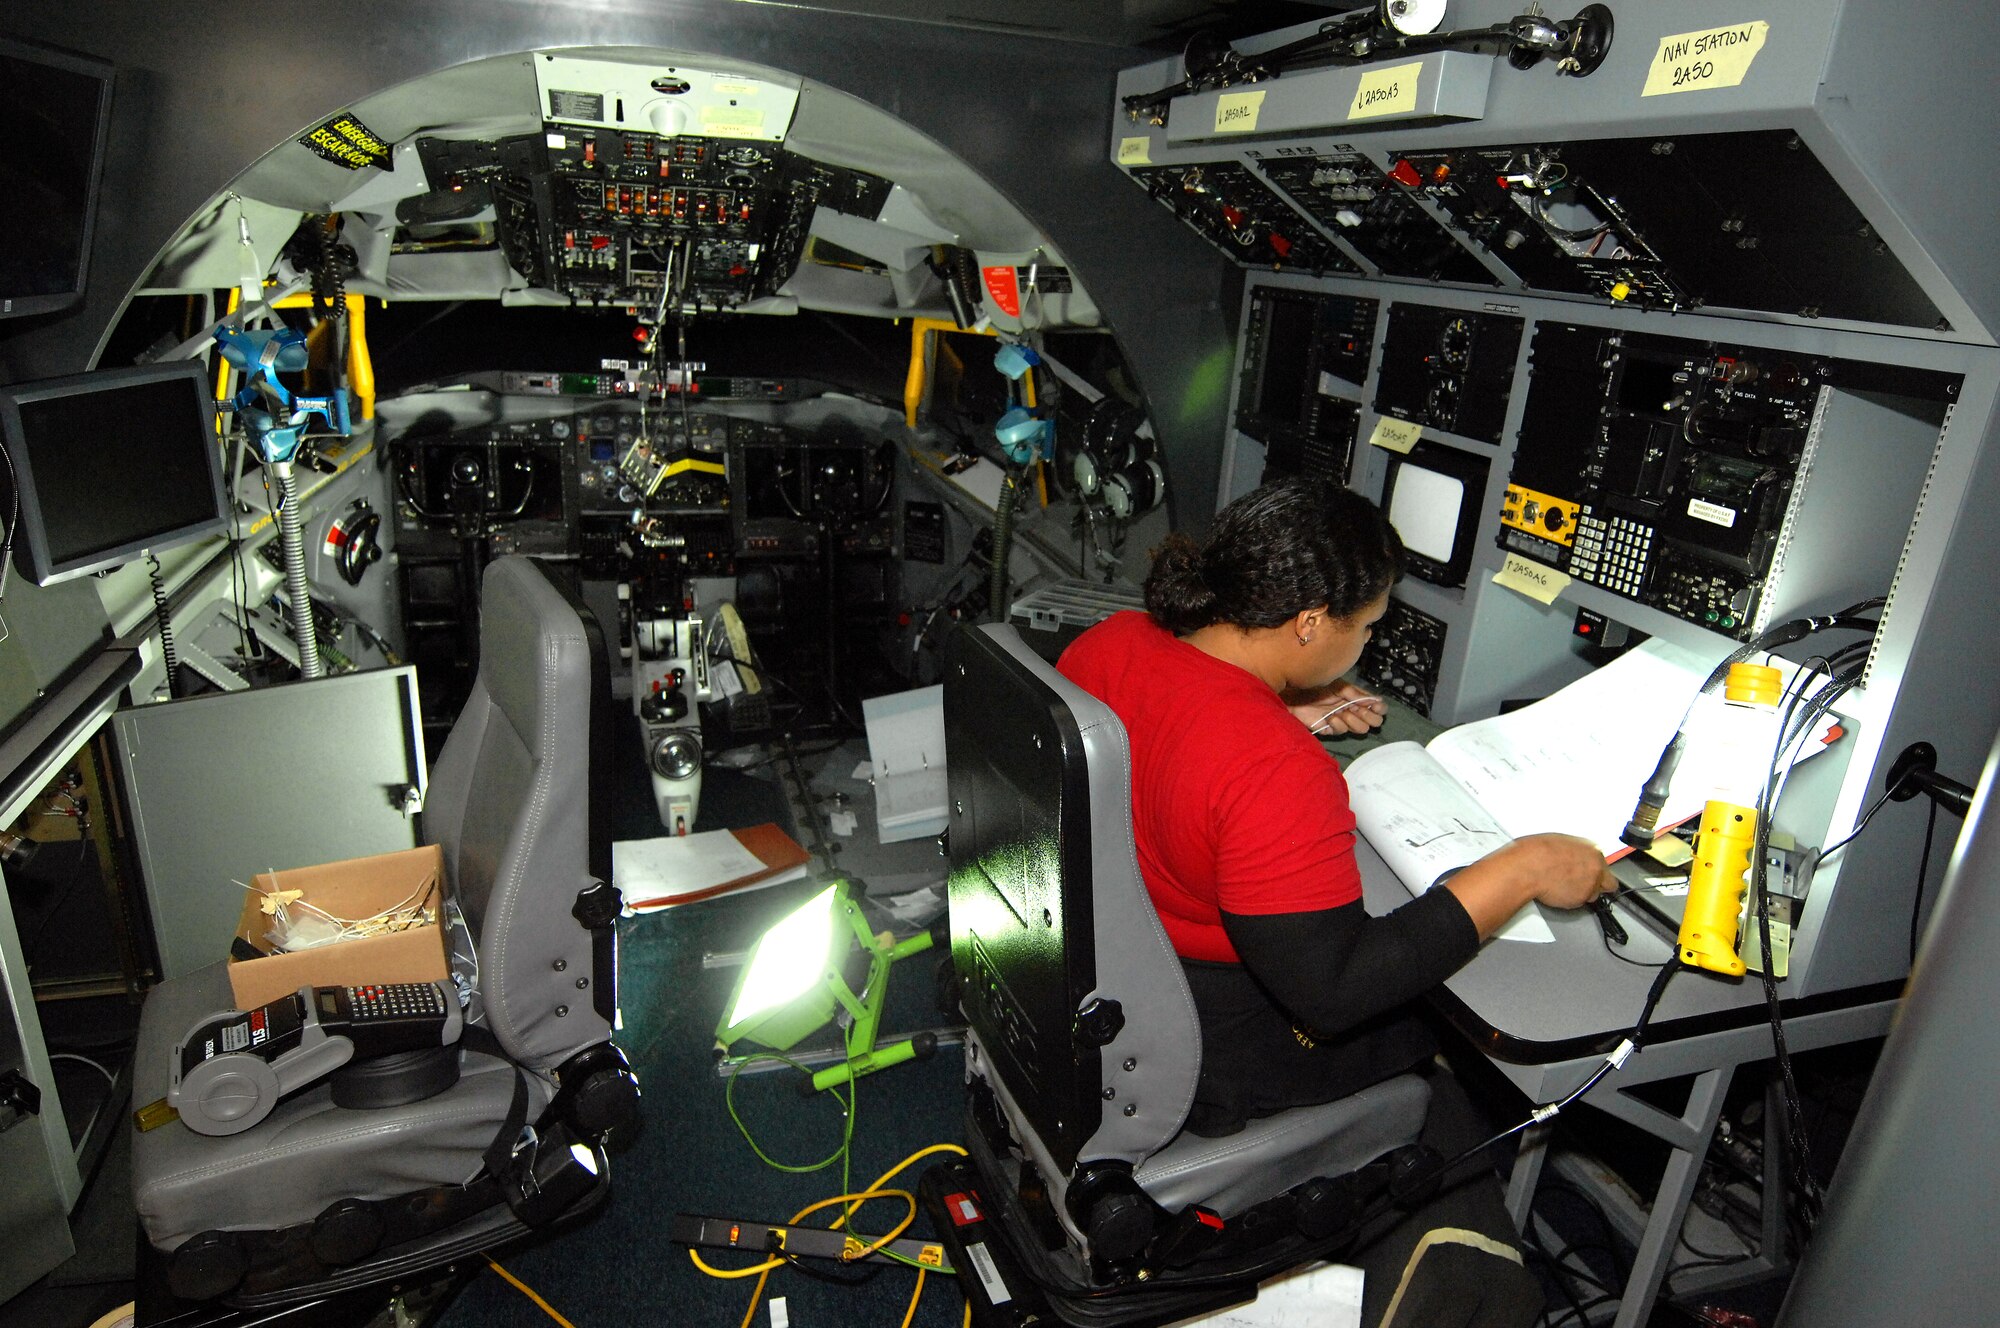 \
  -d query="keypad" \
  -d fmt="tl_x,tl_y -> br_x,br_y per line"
1568,511 -> 1653,597
346,982 -> 445,1021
